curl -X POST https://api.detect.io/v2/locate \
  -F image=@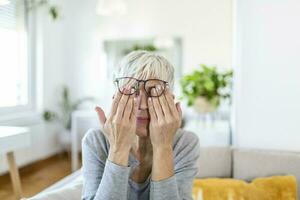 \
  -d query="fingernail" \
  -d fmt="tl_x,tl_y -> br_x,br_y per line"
156,85 -> 161,91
